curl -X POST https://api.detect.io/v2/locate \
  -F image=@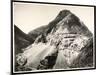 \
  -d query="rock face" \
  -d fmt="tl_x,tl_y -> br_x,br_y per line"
15,10 -> 94,71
